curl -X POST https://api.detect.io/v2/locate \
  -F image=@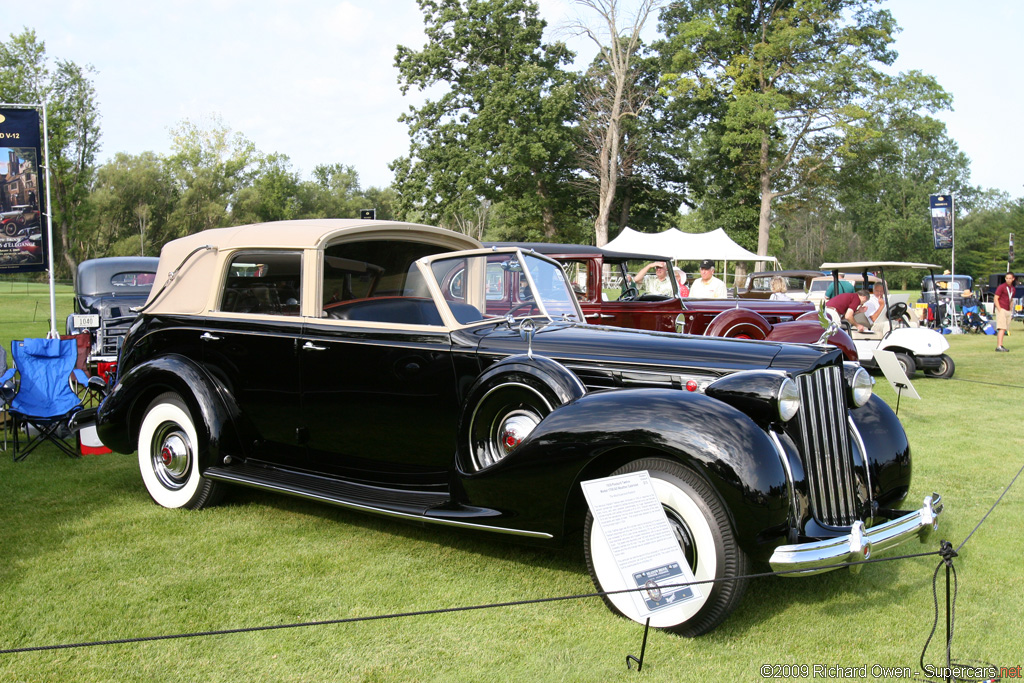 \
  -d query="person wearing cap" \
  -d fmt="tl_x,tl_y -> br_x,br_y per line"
632,261 -> 675,296
689,259 -> 727,298
674,268 -> 689,297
